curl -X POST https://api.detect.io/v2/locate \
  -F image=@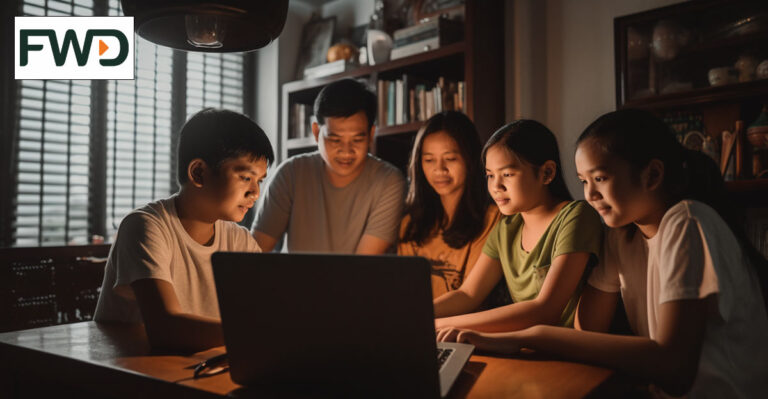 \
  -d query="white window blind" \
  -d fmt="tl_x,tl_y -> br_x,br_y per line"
14,0 -> 94,246
105,1 -> 173,237
9,0 -> 250,246
186,52 -> 244,118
